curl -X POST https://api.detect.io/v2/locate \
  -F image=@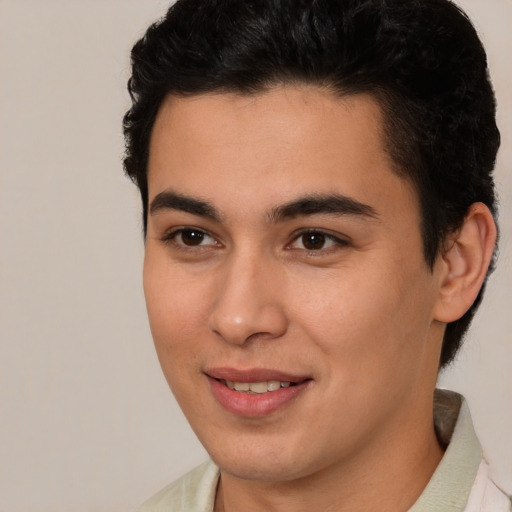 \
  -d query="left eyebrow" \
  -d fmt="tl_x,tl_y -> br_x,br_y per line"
149,190 -> 222,222
267,194 -> 379,223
